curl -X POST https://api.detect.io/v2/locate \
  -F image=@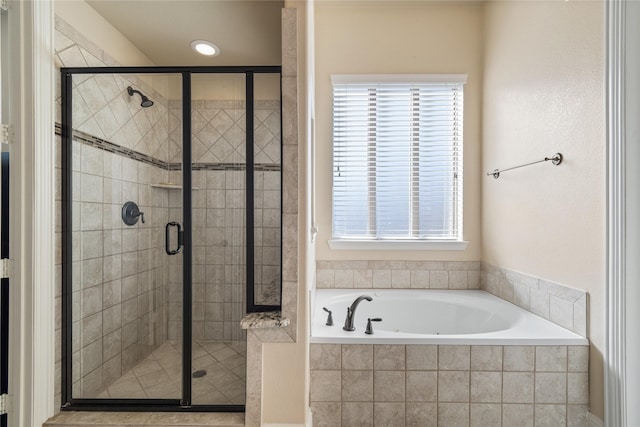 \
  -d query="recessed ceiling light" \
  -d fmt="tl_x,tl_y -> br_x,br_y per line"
191,40 -> 220,57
